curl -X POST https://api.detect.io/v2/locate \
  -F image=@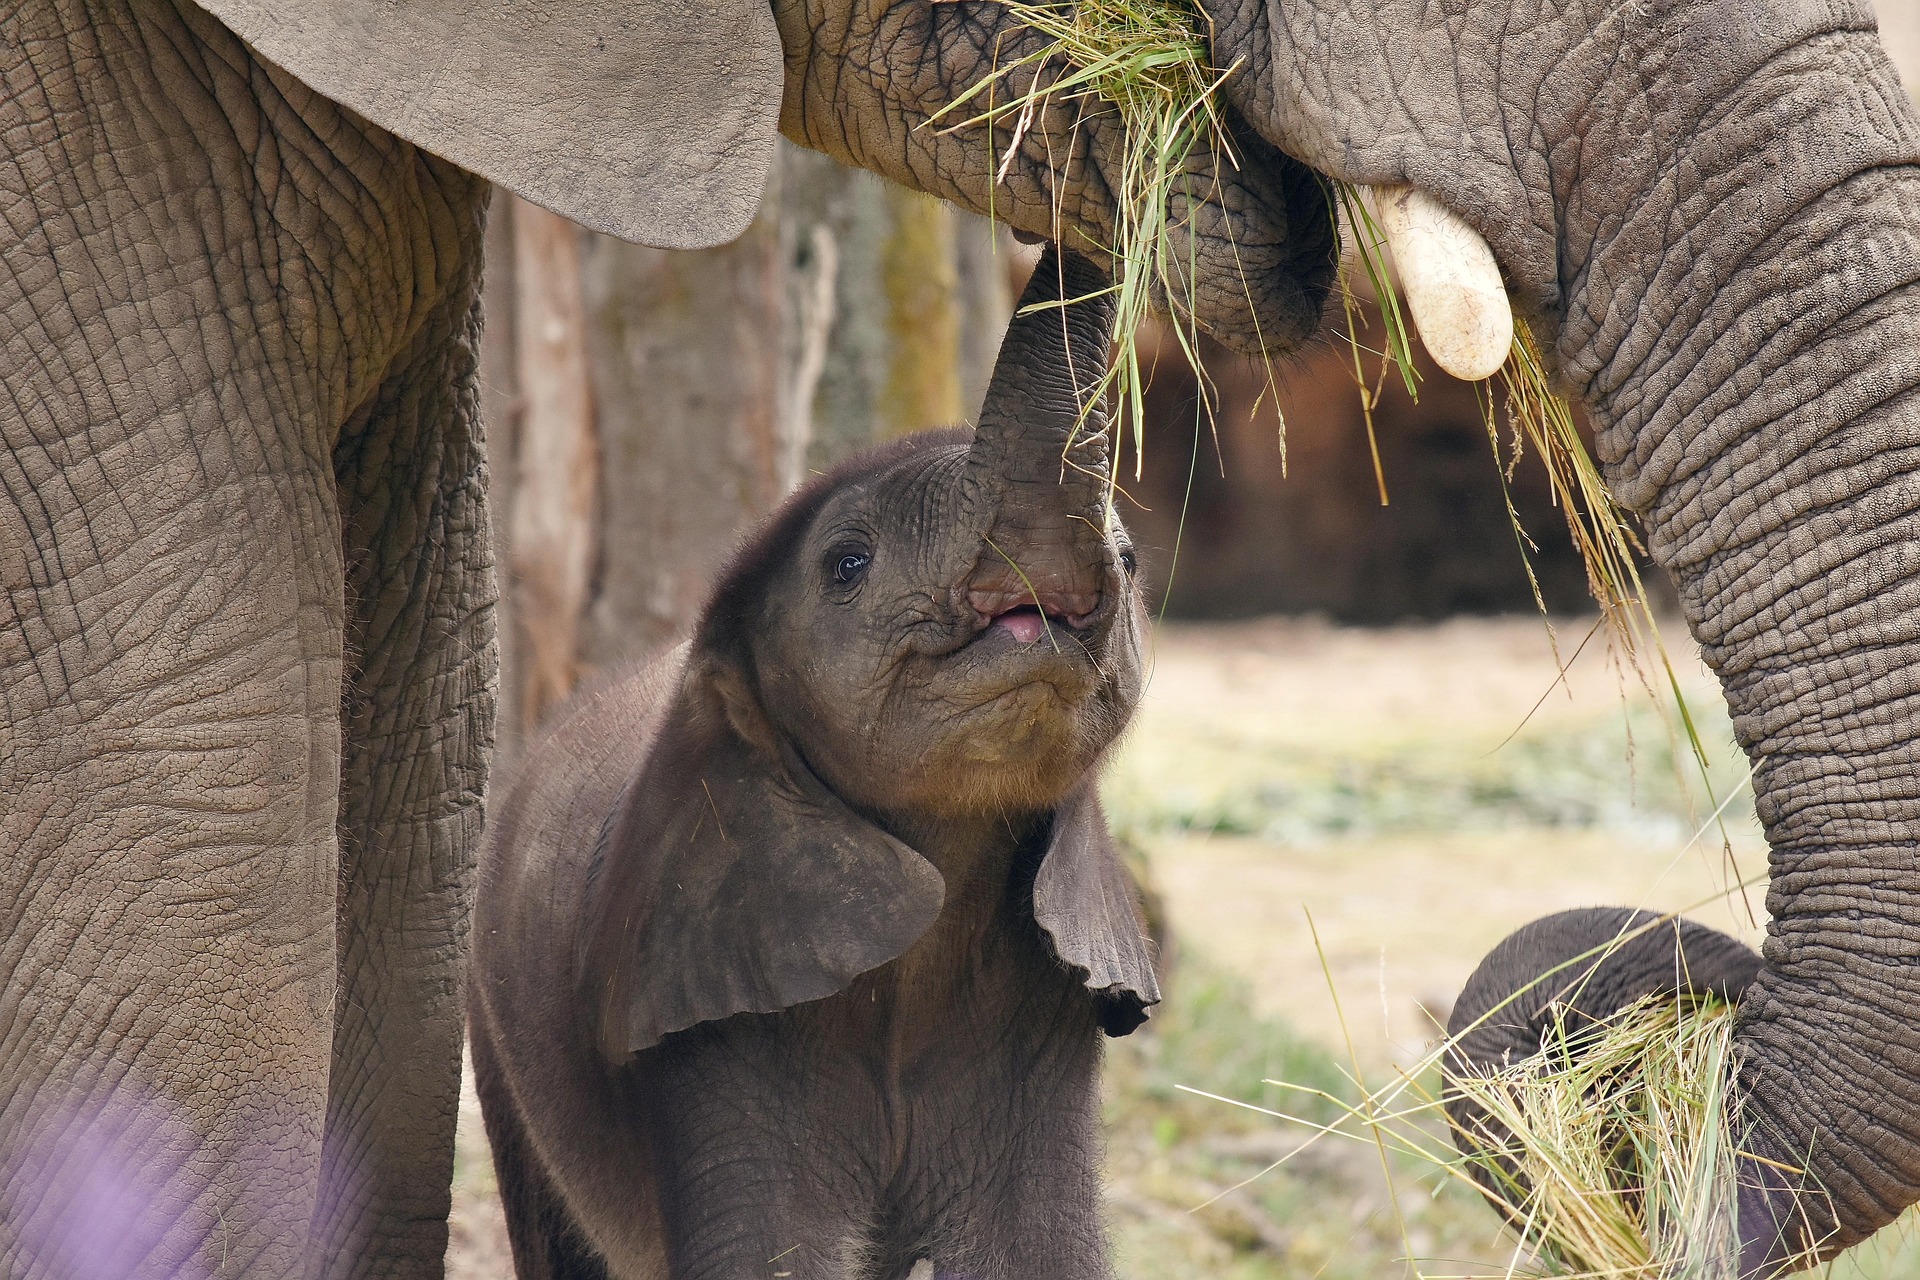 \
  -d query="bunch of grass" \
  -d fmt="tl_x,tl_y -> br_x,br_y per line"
1327,181 -> 1420,505
1447,995 -> 1751,1279
930,0 -> 1240,489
